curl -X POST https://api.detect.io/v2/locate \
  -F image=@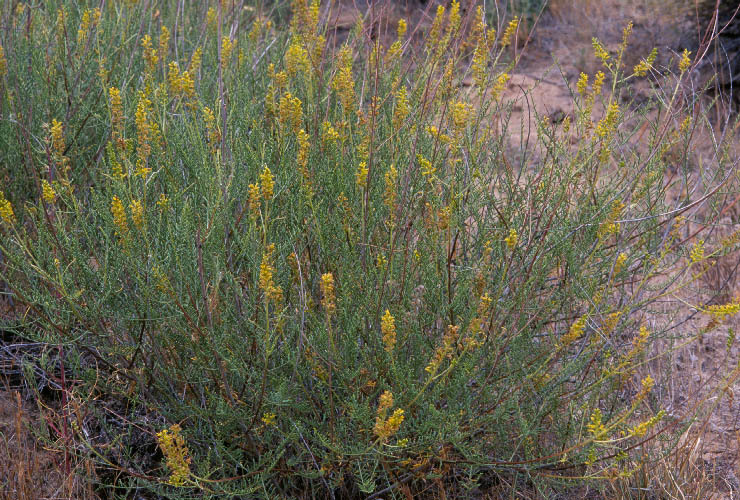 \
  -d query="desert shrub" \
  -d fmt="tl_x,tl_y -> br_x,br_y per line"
0,1 -> 738,498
